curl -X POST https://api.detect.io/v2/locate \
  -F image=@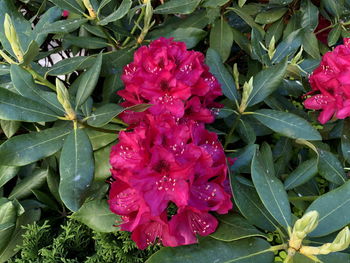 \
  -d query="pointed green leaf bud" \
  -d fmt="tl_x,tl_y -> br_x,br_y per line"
83,0 -> 97,19
239,77 -> 253,113
4,14 -> 23,63
56,79 -> 76,120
